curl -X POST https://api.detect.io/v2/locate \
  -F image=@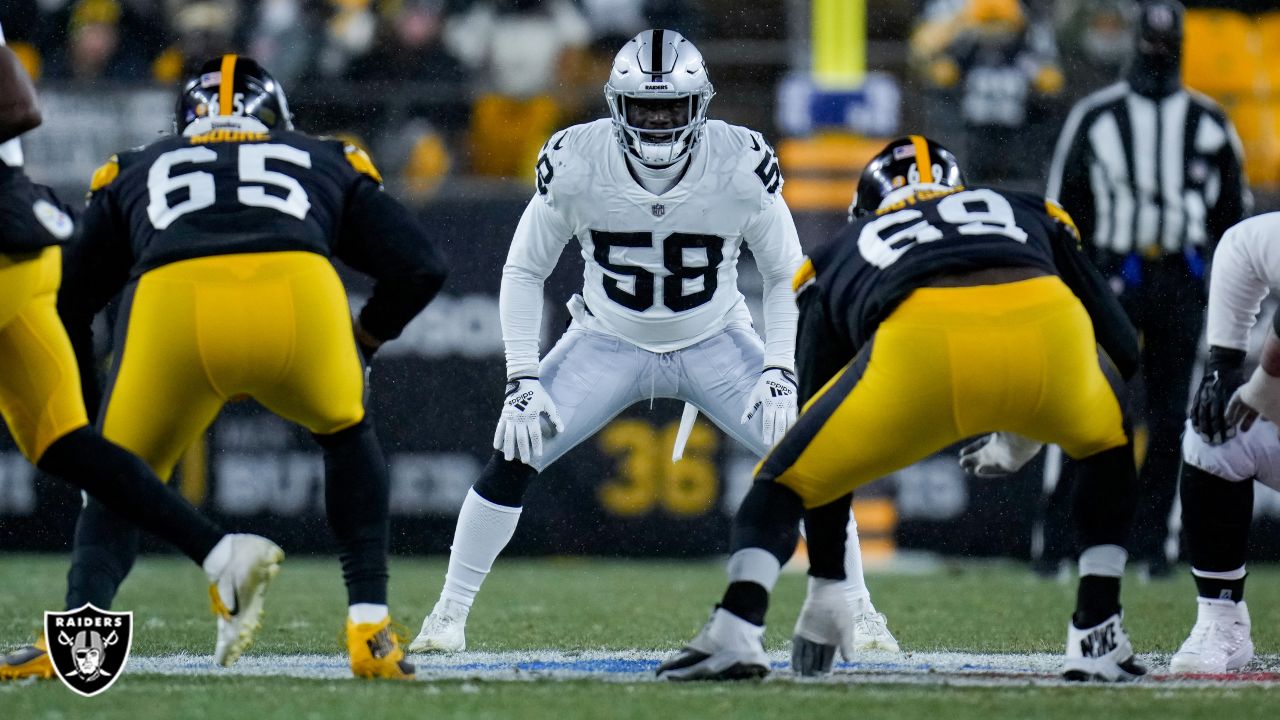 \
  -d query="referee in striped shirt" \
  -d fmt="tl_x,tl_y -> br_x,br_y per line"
1045,0 -> 1248,577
